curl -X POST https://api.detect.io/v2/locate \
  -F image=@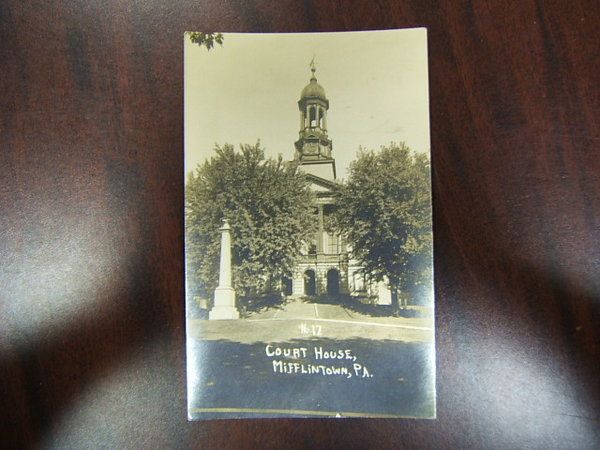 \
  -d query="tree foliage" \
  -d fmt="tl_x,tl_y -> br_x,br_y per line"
333,142 -> 433,309
186,32 -> 224,50
186,143 -> 315,302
